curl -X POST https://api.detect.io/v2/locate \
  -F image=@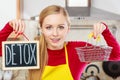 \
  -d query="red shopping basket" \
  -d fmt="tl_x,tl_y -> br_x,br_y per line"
75,45 -> 113,62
